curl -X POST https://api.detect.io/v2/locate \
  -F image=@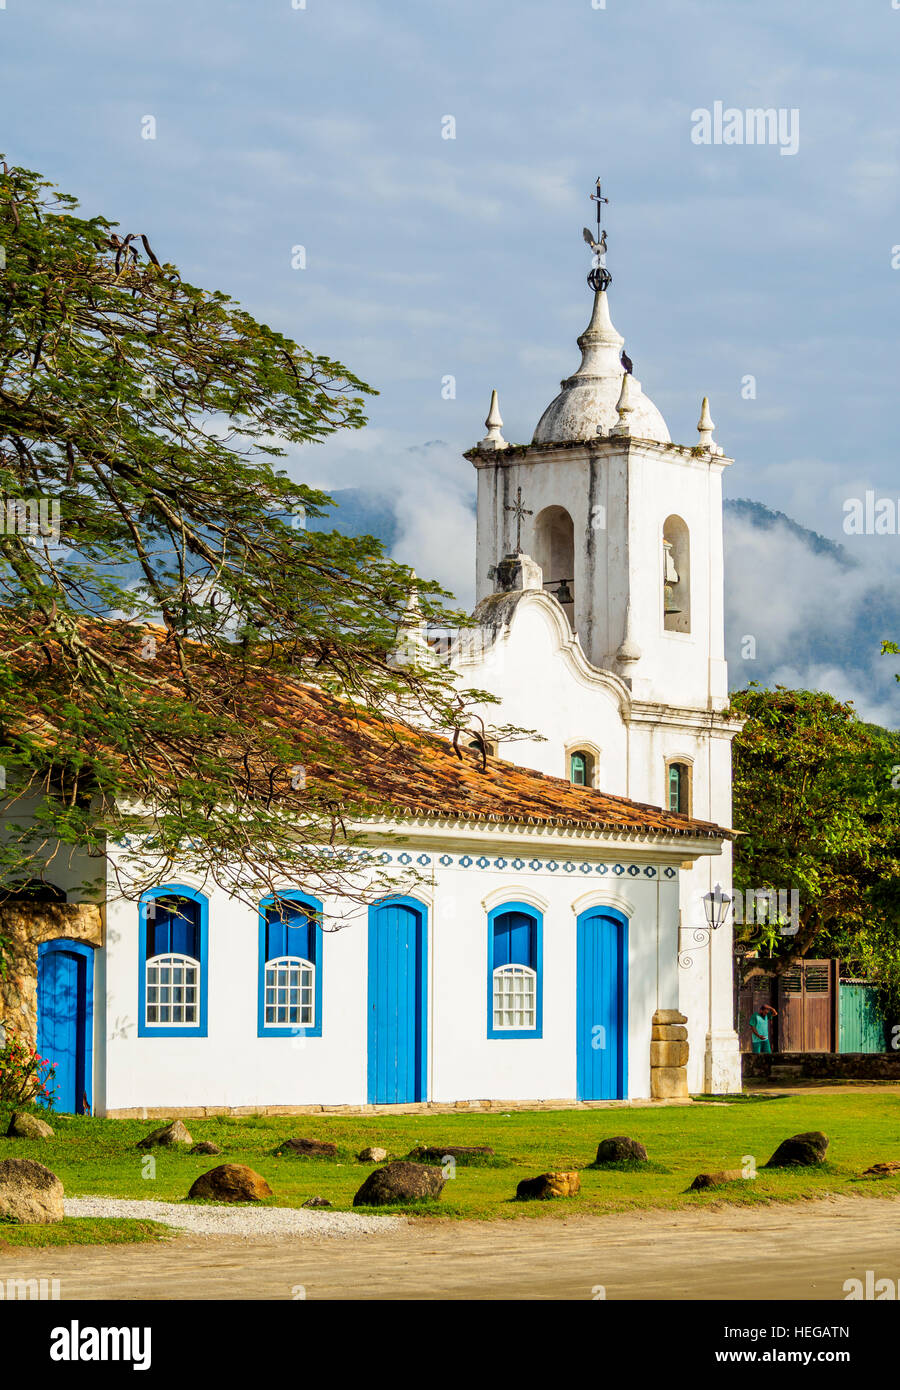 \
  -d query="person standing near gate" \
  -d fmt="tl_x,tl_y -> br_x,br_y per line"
749,1004 -> 777,1053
